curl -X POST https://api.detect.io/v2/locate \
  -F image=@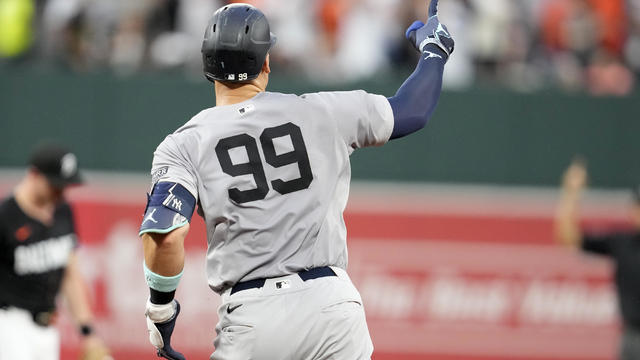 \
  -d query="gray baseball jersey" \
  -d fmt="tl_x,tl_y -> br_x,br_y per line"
149,90 -> 393,293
